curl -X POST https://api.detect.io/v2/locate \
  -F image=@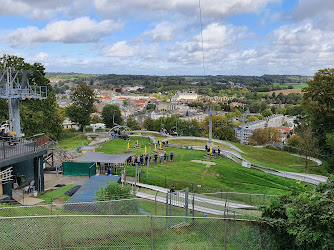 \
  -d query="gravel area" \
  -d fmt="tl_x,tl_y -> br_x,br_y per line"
44,173 -> 89,190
